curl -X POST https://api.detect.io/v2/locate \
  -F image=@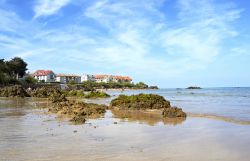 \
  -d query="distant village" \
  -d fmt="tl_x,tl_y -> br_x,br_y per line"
32,70 -> 132,84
